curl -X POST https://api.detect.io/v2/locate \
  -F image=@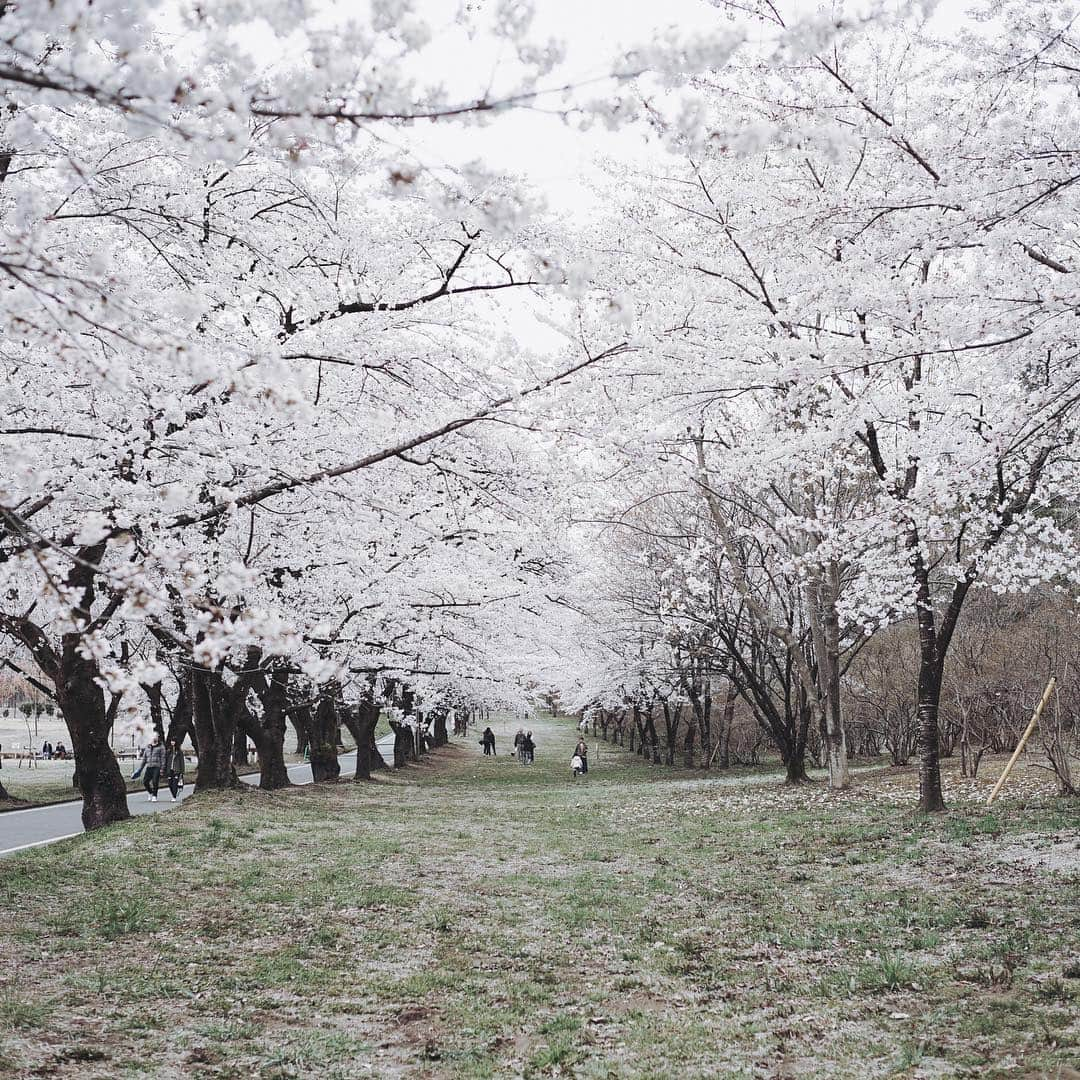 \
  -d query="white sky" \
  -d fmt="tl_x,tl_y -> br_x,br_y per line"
194,0 -> 973,218
390,0 -> 971,217
387,0 -> 730,217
